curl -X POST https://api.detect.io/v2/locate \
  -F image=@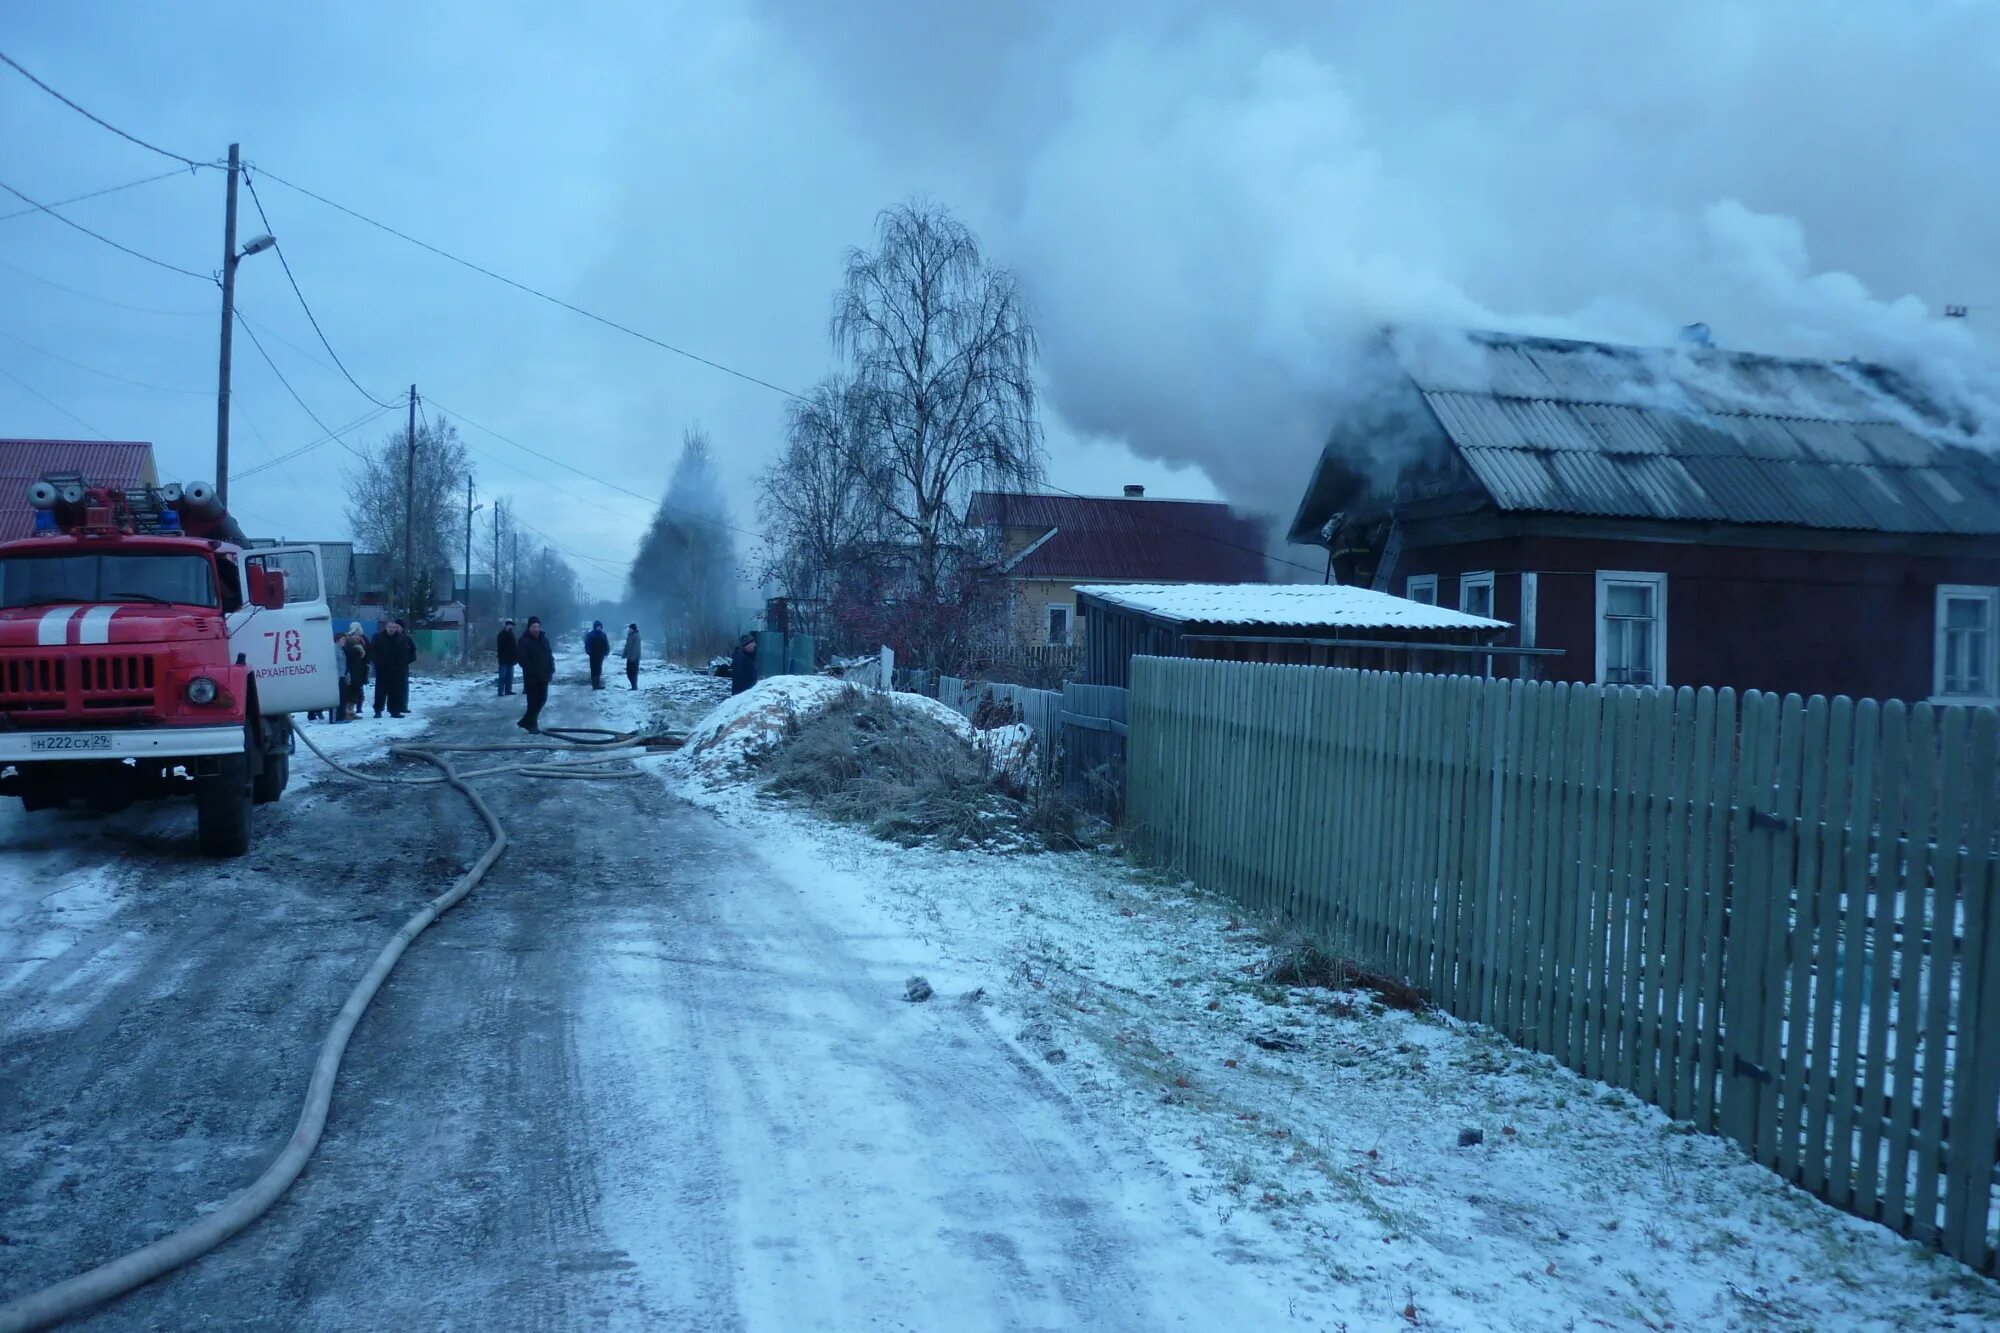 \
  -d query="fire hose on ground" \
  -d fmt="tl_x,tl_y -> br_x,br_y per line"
0,723 -> 682,1333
